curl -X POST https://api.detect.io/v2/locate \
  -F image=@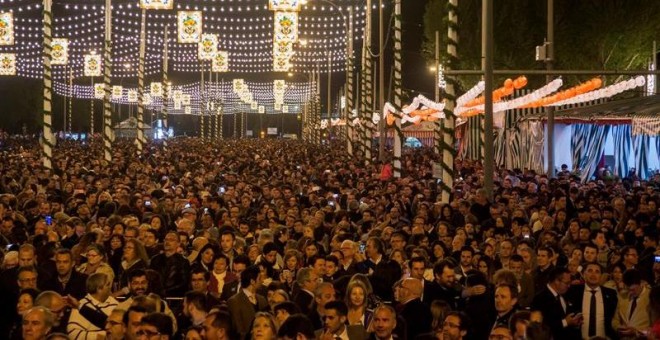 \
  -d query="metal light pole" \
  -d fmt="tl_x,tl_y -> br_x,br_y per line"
377,0 -> 385,161
483,0 -> 494,198
546,0 -> 555,177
